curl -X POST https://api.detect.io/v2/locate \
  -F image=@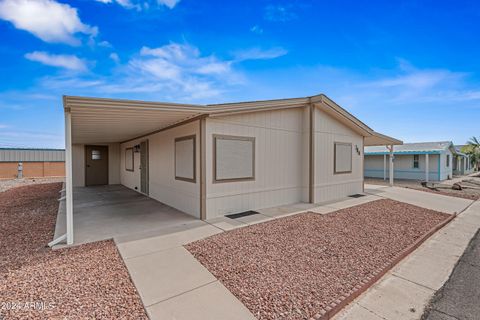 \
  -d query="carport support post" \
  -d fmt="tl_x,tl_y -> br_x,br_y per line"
425,153 -> 429,182
383,154 -> 386,180
65,109 -> 74,245
388,145 -> 394,186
